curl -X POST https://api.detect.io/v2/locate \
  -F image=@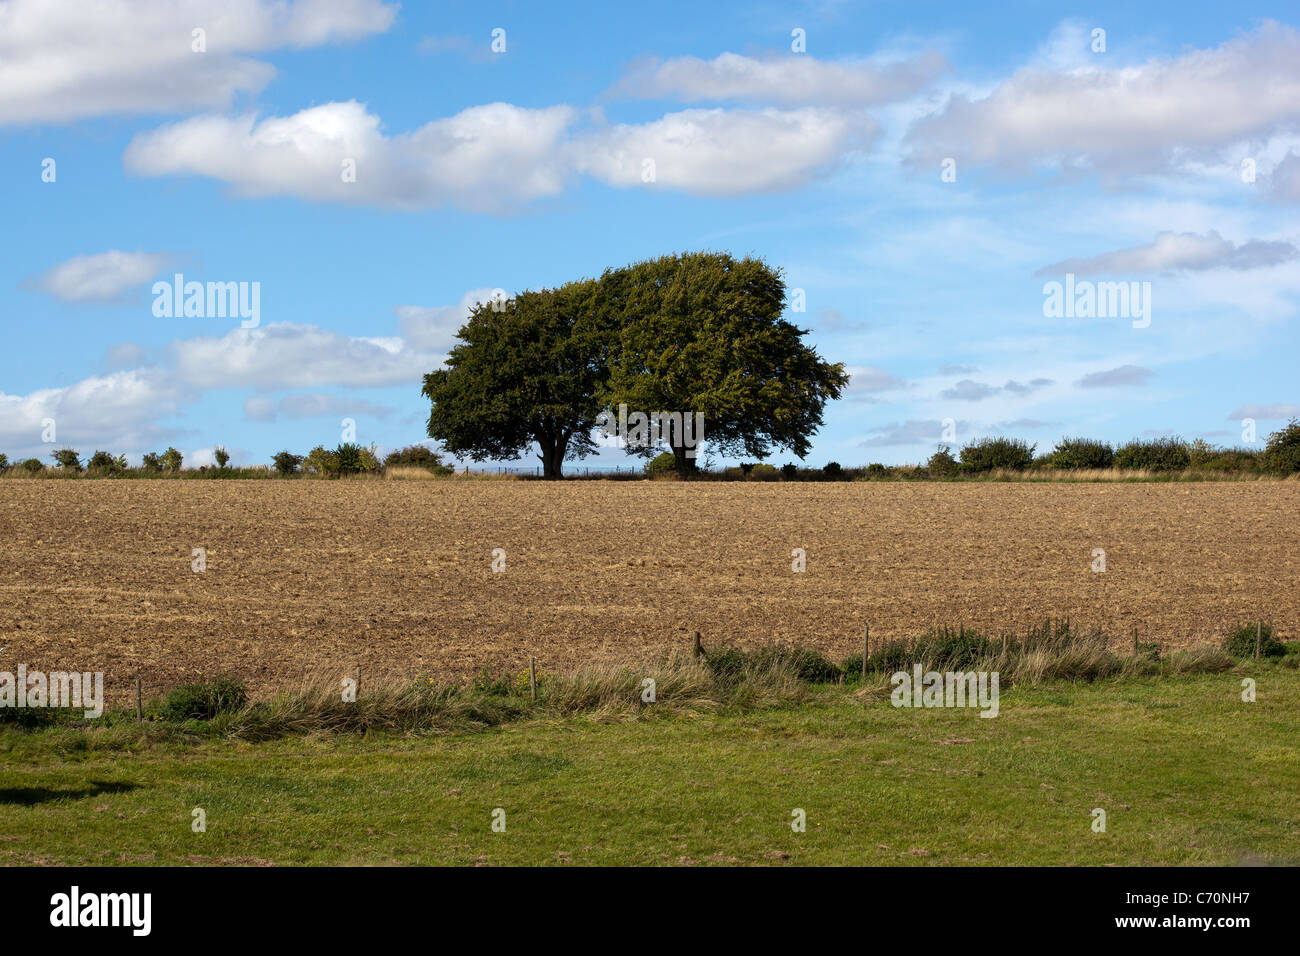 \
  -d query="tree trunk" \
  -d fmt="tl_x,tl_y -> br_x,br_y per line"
538,437 -> 566,479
